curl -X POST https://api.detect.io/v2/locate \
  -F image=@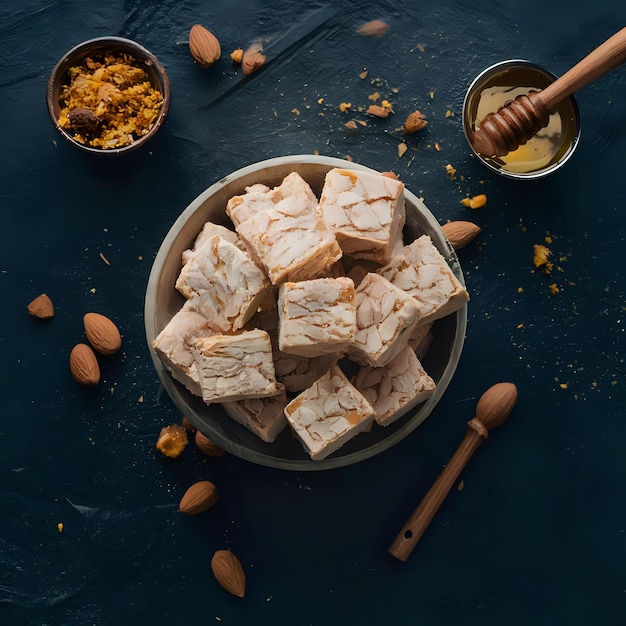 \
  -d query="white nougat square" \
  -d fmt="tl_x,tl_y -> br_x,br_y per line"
277,277 -> 357,357
319,168 -> 406,263
284,364 -> 374,460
